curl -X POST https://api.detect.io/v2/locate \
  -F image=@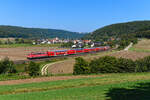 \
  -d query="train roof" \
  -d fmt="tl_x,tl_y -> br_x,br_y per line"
30,52 -> 47,55
51,50 -> 68,52
72,48 -> 84,50
43,46 -> 110,53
